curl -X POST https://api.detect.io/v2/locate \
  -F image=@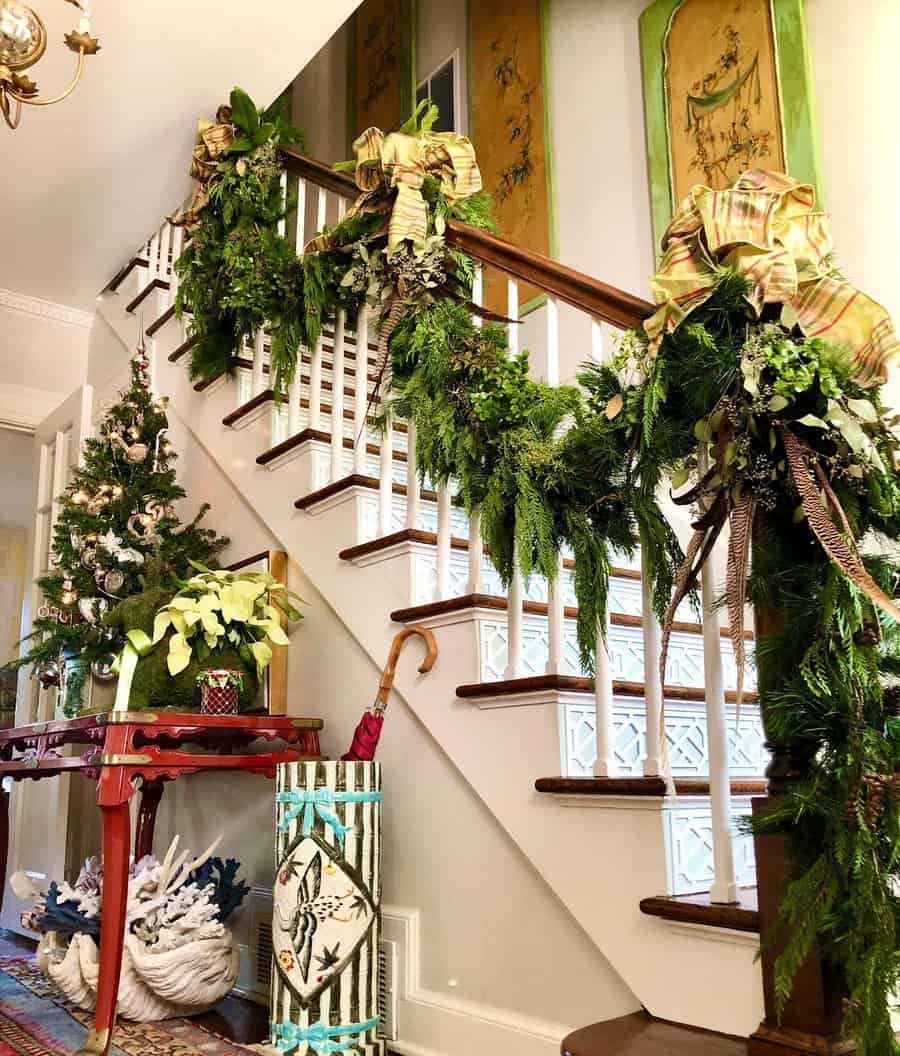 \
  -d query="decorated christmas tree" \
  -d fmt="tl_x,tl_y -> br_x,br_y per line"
10,335 -> 227,708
